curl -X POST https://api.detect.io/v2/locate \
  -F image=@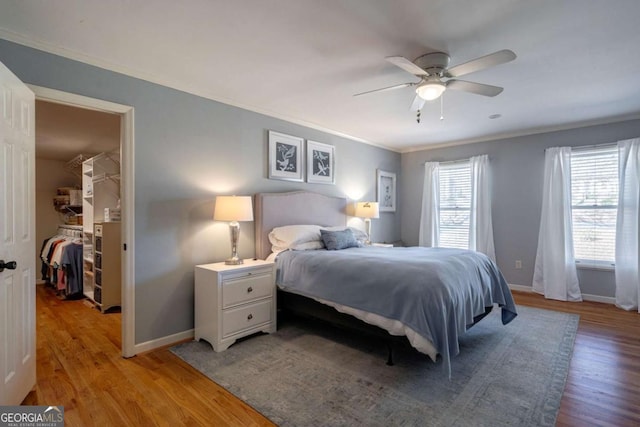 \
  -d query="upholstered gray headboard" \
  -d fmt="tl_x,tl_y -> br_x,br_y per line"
254,191 -> 348,260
